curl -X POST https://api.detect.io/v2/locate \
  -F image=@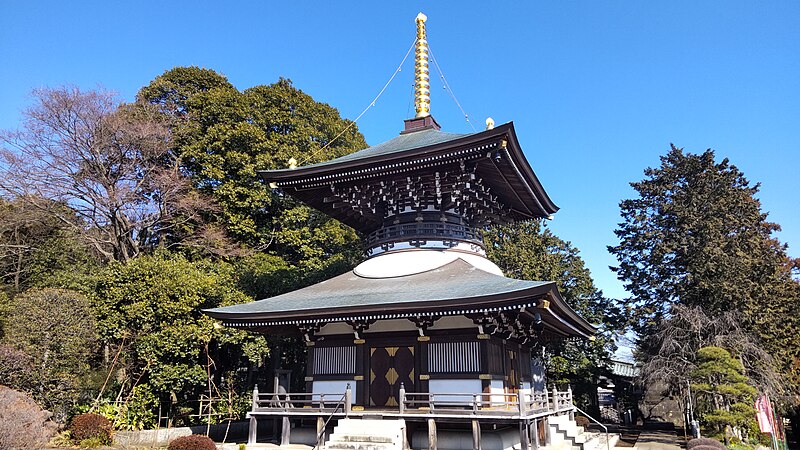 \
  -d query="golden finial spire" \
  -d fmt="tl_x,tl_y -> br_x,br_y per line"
414,12 -> 431,118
